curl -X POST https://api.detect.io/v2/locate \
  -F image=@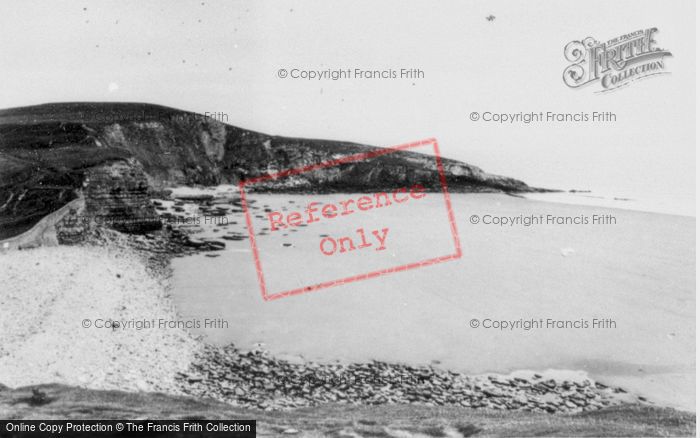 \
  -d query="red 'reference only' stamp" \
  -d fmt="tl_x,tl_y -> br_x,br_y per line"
238,138 -> 462,301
